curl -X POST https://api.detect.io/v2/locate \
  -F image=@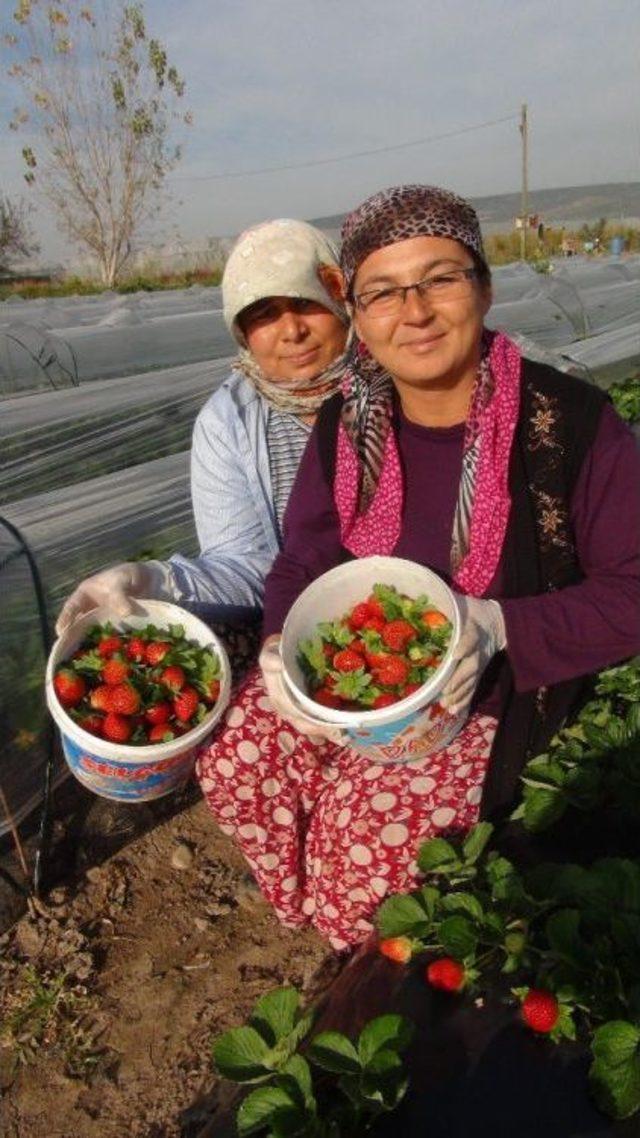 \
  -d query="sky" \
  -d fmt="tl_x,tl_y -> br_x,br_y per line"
1,0 -> 639,263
